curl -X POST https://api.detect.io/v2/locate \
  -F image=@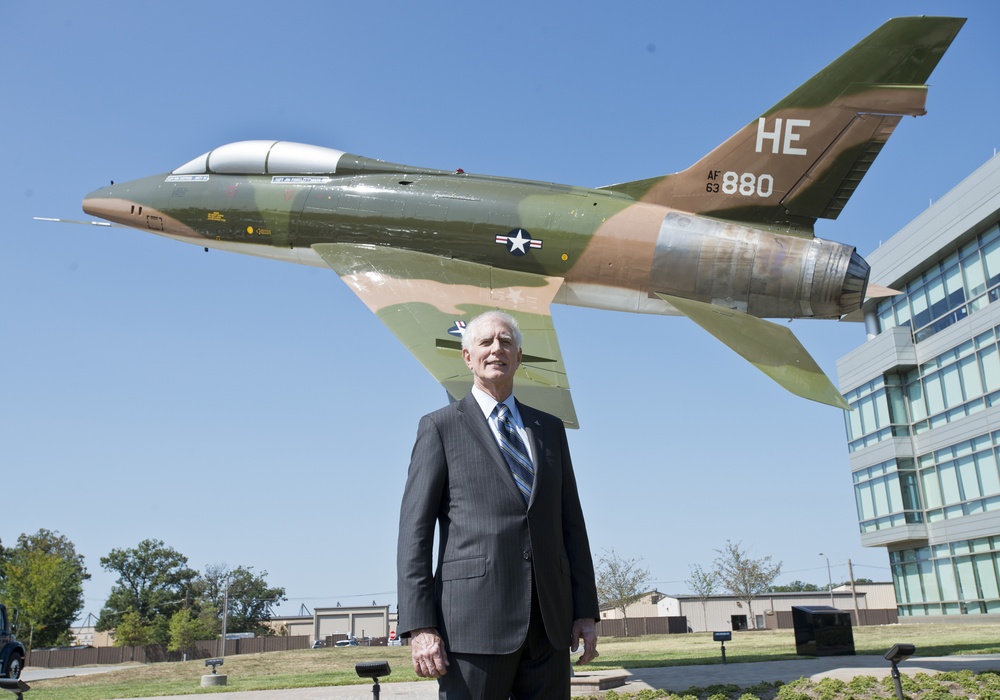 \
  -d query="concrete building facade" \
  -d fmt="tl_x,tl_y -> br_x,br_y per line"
314,604 -> 390,641
838,154 -> 1000,618
269,604 -> 397,643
